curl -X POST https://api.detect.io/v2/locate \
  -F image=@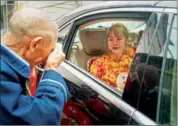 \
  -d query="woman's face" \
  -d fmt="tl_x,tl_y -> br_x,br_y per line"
107,30 -> 126,55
